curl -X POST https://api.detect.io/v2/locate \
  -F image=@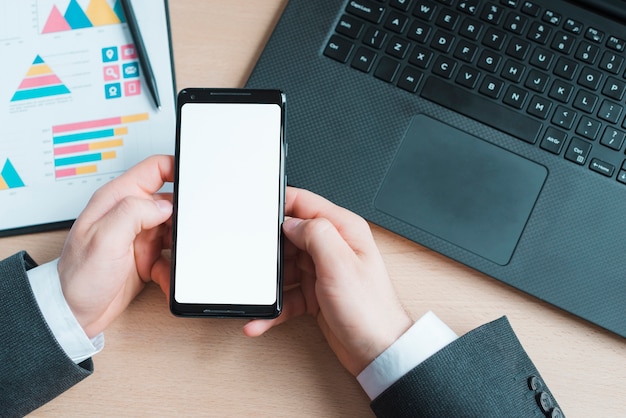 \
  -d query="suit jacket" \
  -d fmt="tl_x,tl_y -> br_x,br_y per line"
0,252 -> 563,417
0,252 -> 92,418
371,316 -> 564,417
